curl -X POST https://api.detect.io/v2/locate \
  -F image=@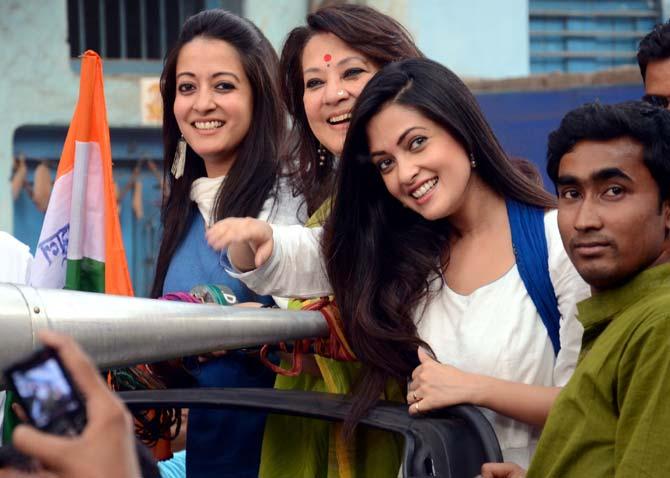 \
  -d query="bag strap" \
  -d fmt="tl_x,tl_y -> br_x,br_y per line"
506,199 -> 561,355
